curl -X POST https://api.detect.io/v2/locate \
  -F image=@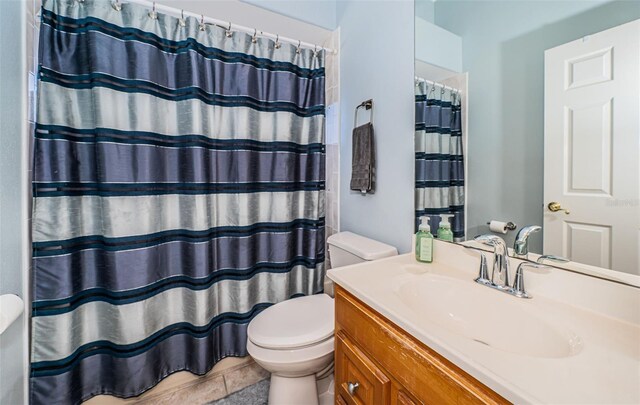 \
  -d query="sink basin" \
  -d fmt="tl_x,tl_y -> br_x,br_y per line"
395,274 -> 583,358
